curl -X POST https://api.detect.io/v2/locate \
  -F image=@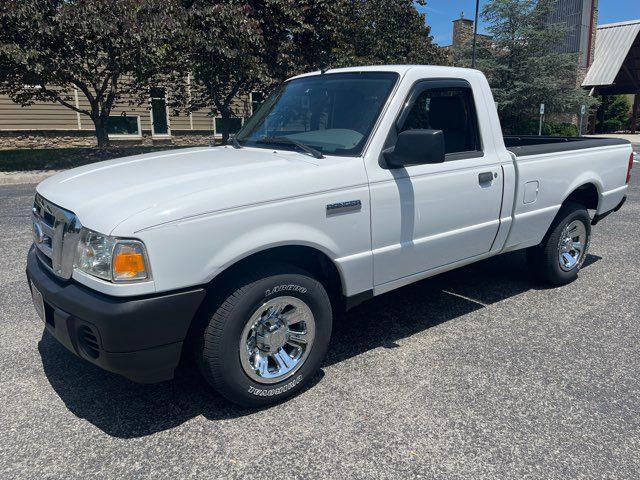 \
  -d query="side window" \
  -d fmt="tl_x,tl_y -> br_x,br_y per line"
400,87 -> 481,156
